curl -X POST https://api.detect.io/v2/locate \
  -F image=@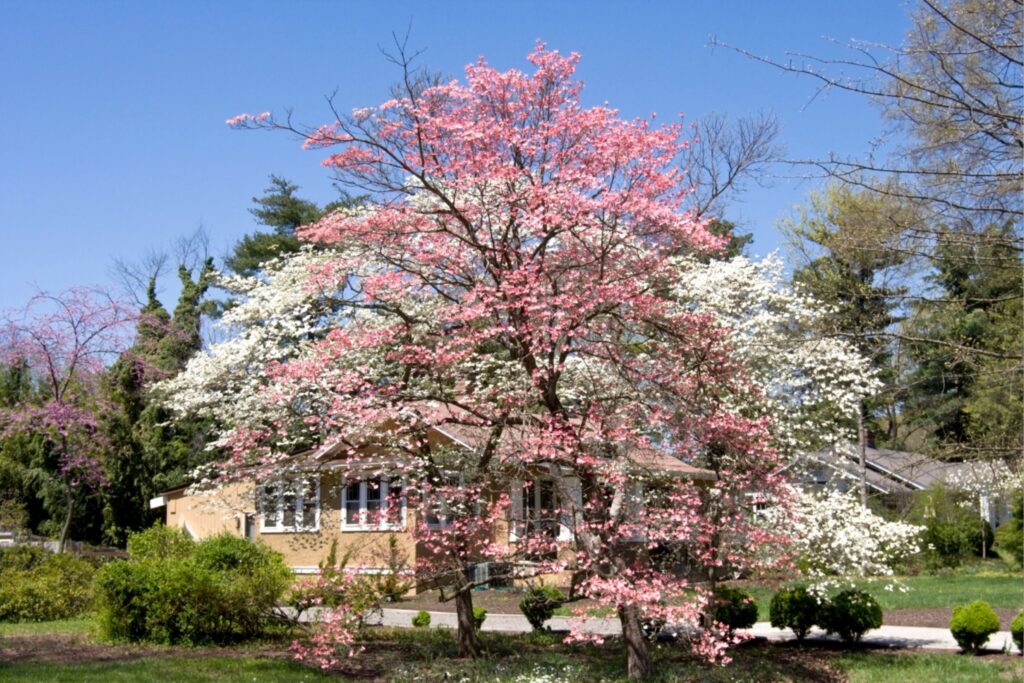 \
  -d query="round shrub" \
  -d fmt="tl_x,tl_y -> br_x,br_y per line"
769,585 -> 821,641
412,610 -> 431,628
0,547 -> 96,622
95,529 -> 291,645
820,589 -> 882,643
949,600 -> 1001,654
712,587 -> 758,632
519,585 -> 565,631
472,606 -> 487,631
1011,611 -> 1023,654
